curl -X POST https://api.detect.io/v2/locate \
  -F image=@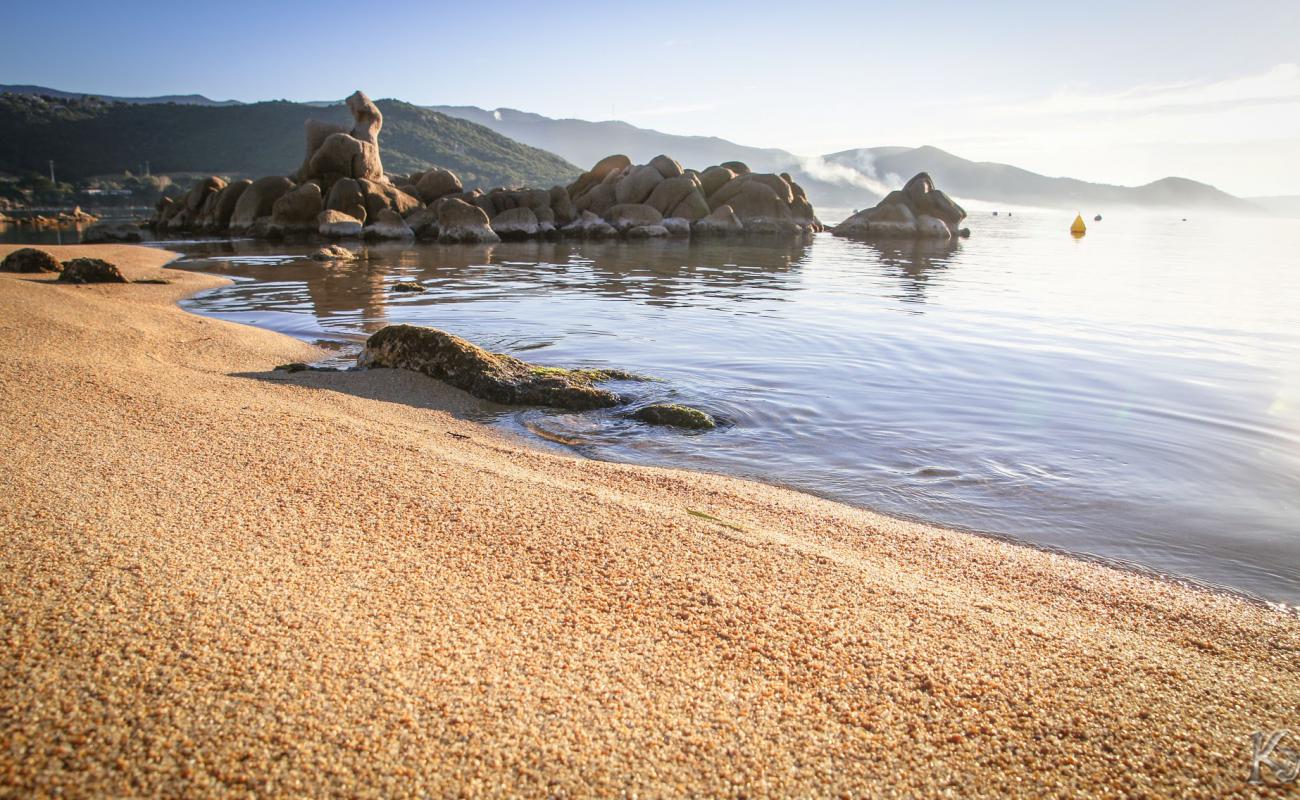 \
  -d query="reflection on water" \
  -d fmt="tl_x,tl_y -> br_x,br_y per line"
7,214 -> 1299,606
863,238 -> 959,305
